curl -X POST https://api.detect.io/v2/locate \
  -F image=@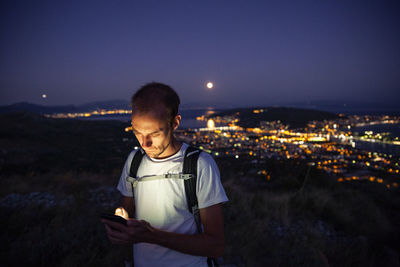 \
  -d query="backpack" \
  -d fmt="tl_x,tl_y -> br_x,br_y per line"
126,145 -> 218,267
